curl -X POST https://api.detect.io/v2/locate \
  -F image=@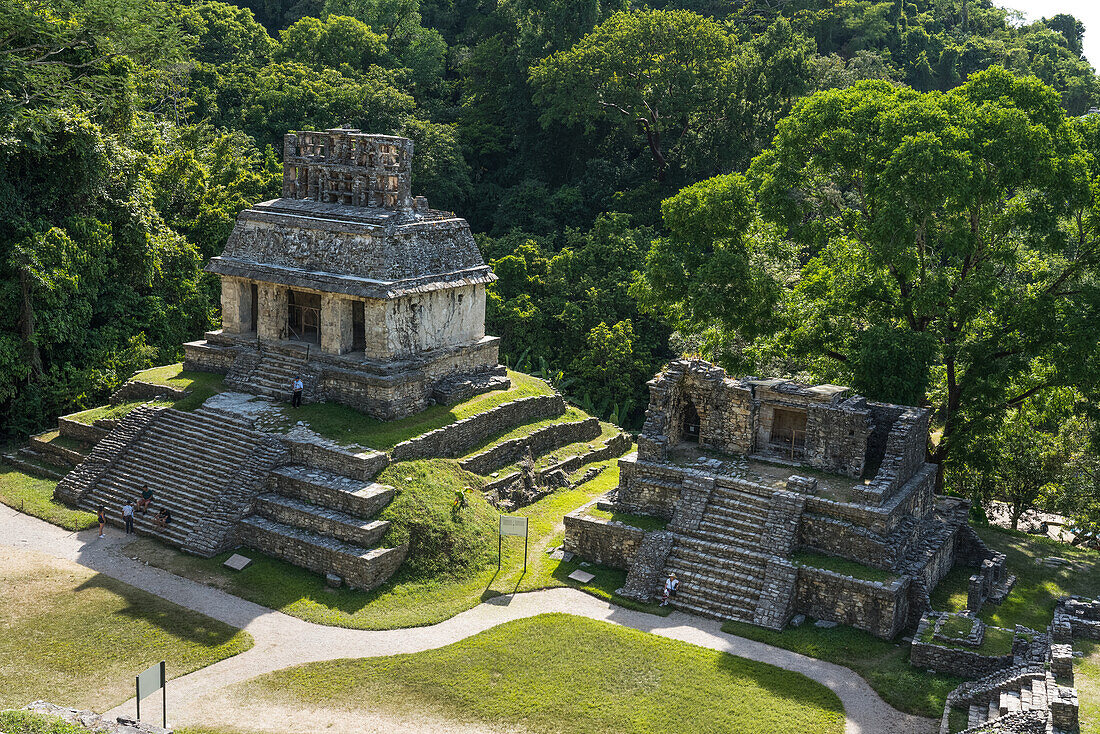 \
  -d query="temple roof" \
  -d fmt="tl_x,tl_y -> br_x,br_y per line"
206,129 -> 495,299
